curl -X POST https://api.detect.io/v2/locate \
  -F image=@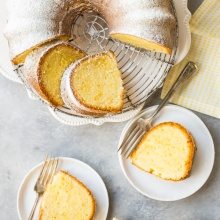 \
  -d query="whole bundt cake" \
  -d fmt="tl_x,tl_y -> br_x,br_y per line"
4,0 -> 176,65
